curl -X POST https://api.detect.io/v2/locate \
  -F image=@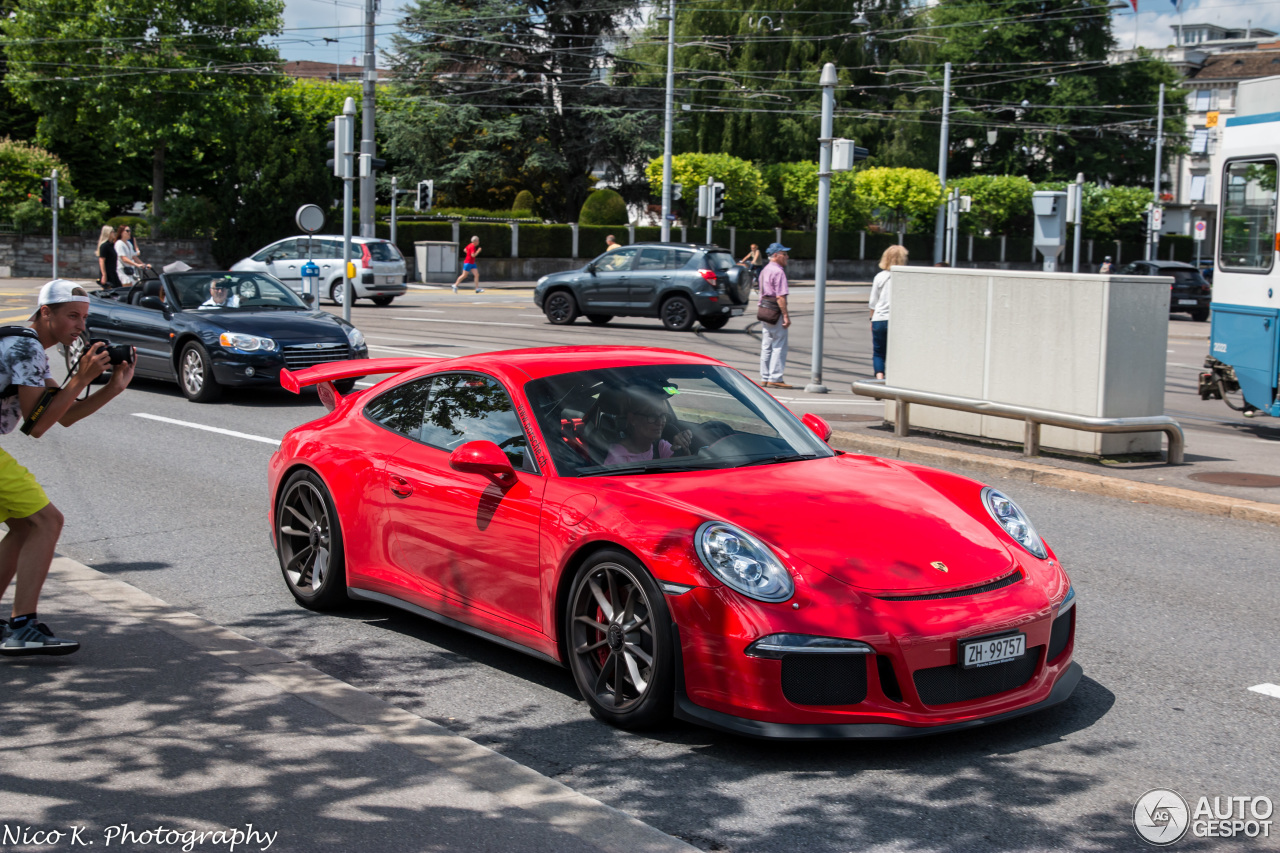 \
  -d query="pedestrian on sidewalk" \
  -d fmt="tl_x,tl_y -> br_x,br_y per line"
757,242 -> 792,389
453,236 -> 485,294
96,225 -> 121,288
0,281 -> 135,656
605,234 -> 622,251
115,225 -> 150,285
868,245 -> 906,380
1099,255 -> 1113,274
